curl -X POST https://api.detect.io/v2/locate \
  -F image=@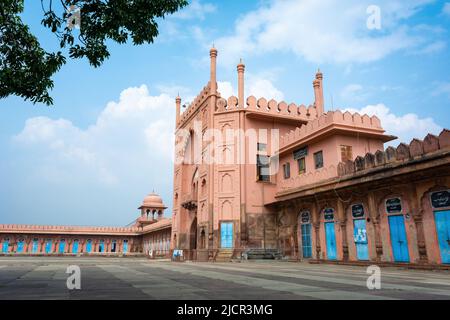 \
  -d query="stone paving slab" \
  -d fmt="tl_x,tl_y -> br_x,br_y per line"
0,257 -> 449,300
